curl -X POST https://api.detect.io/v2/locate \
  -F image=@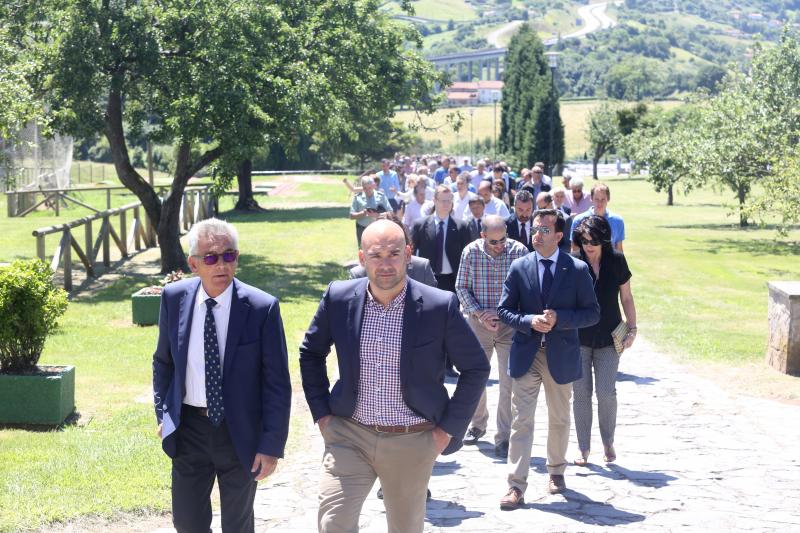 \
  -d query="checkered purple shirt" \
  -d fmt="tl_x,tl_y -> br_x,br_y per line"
455,238 -> 530,315
352,283 -> 428,426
